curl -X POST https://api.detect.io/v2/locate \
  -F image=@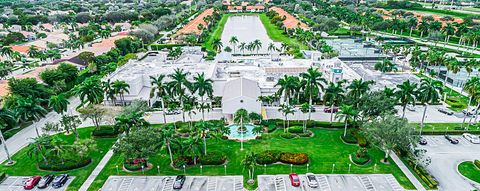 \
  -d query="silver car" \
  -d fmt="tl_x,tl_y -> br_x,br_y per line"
463,133 -> 480,144
306,173 -> 318,188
